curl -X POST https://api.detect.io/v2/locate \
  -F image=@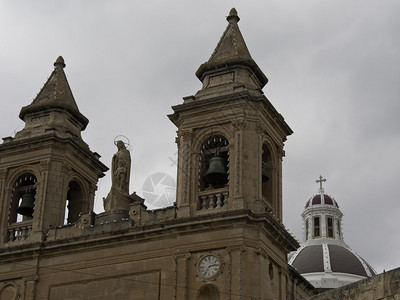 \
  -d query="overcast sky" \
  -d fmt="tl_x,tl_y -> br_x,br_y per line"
1,1 -> 399,274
